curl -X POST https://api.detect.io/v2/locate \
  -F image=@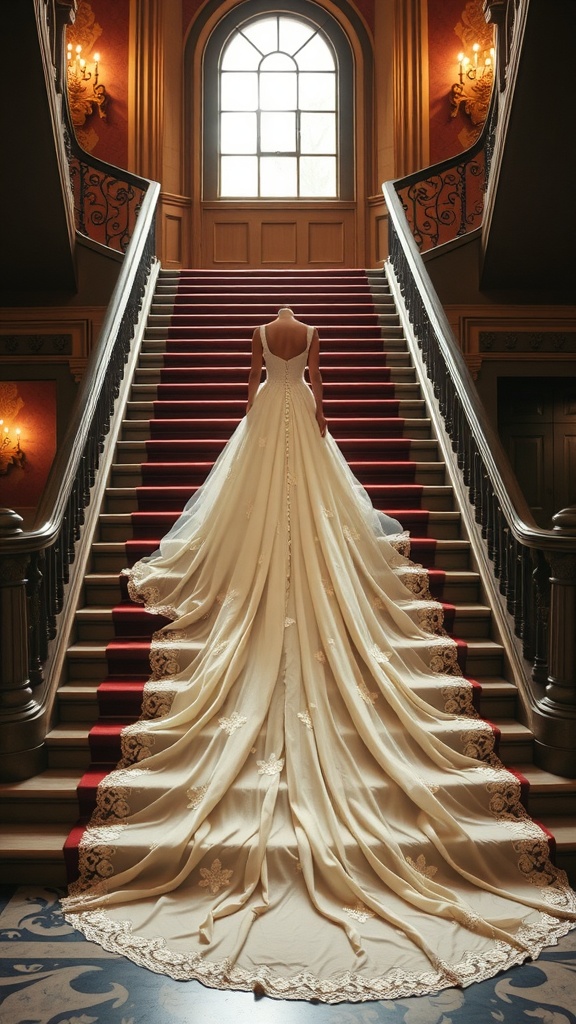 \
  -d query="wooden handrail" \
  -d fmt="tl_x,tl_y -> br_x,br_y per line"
0,2 -> 161,780
382,4 -> 576,771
